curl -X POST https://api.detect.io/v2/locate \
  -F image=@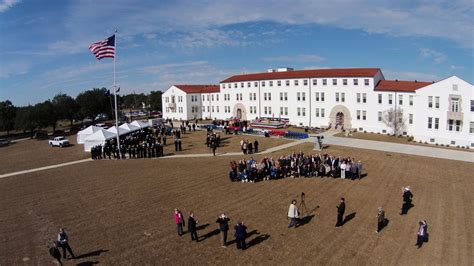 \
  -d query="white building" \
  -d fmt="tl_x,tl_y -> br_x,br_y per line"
162,68 -> 474,147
